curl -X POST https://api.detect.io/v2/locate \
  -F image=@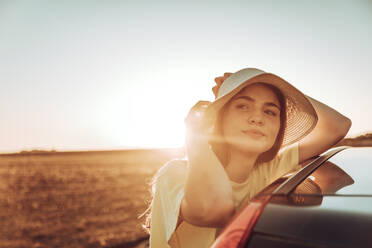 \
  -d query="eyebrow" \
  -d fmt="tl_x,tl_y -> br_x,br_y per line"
234,96 -> 281,110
